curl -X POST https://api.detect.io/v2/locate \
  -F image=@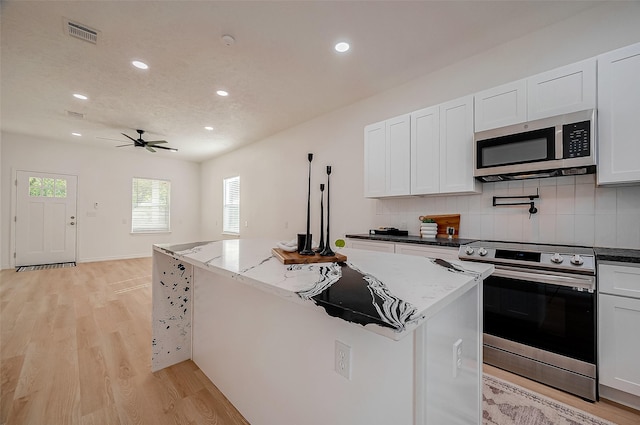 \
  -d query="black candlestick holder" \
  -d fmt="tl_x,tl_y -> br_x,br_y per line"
315,184 -> 325,253
300,153 -> 315,255
320,166 -> 335,257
